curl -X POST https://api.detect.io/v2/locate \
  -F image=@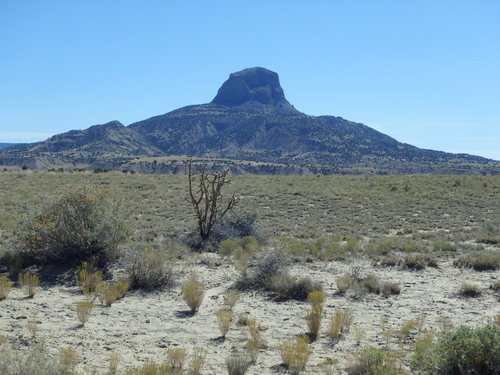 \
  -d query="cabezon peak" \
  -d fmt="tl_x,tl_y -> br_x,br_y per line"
211,67 -> 295,110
